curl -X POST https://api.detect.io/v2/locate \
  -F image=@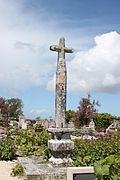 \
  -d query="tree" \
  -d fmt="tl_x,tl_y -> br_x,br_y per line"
0,97 -> 23,135
6,98 -> 23,119
0,97 -> 23,124
66,109 -> 74,124
73,94 -> 100,128
0,97 -> 11,135
94,113 -> 117,129
0,97 -> 9,117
